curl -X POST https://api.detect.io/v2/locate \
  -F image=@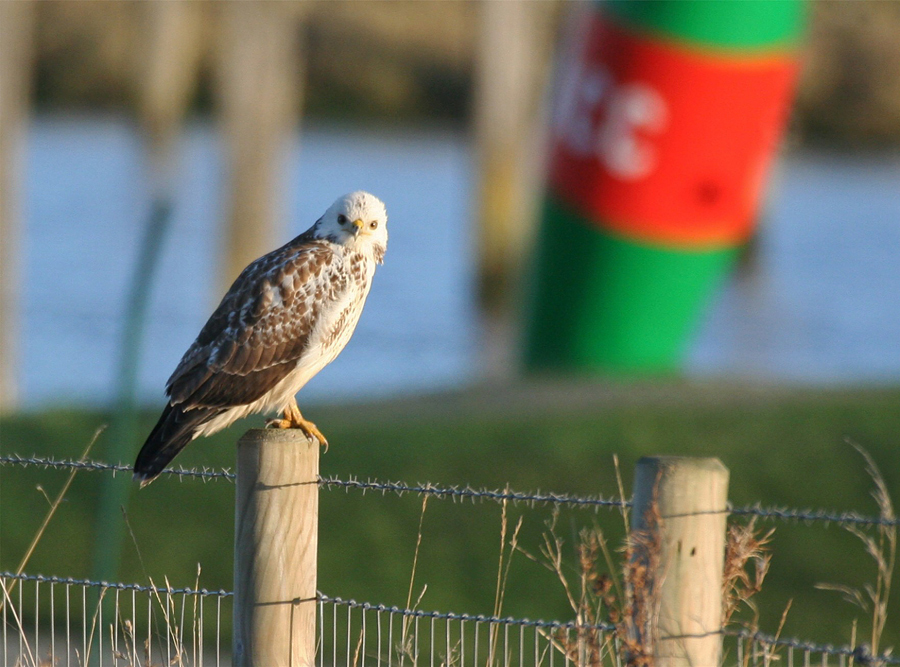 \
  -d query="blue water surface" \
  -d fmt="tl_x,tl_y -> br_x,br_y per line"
18,117 -> 900,408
